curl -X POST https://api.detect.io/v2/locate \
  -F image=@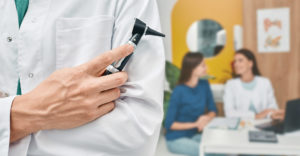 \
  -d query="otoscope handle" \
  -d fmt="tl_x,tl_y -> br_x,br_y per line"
117,53 -> 133,71
103,70 -> 112,75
